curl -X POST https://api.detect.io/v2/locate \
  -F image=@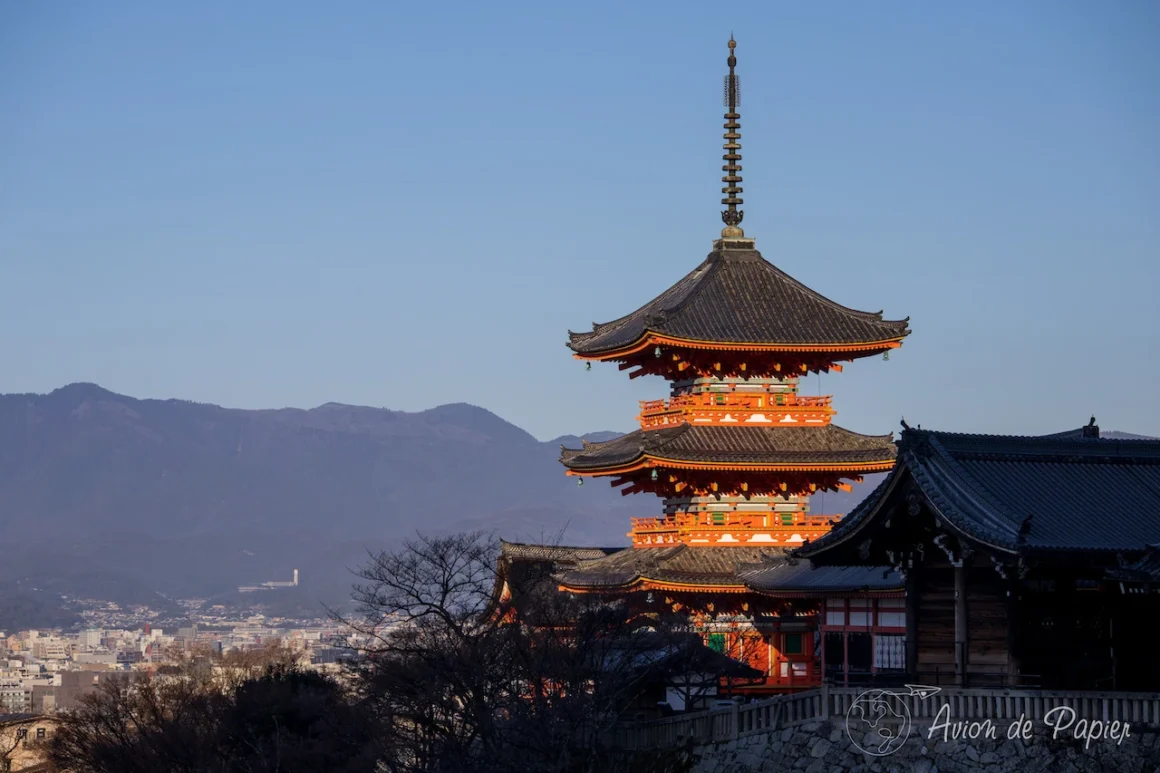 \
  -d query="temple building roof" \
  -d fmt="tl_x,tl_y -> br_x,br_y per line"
567,248 -> 911,356
560,424 -> 897,472
555,546 -> 778,591
797,421 -> 1160,561
739,561 -> 902,597
499,540 -> 624,564
548,543 -> 902,596
1106,545 -> 1160,586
